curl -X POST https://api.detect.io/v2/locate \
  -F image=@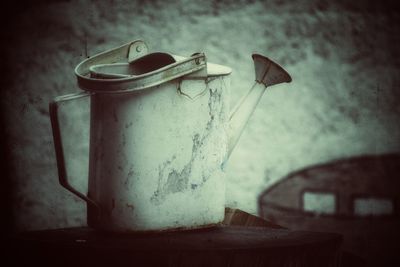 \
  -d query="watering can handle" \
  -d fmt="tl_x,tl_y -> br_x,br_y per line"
75,39 -> 207,93
49,92 -> 101,216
